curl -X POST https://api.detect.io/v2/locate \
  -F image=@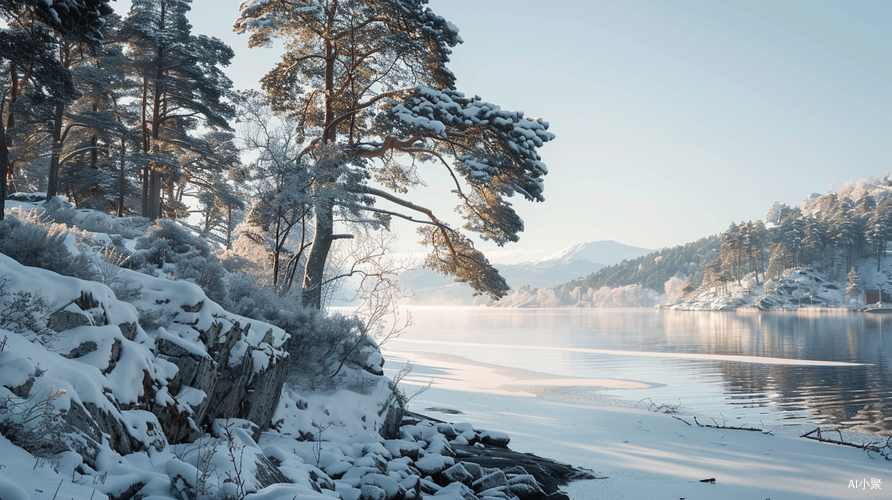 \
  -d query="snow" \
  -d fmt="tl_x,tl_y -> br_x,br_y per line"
3,195 -> 889,500
389,348 -> 892,500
